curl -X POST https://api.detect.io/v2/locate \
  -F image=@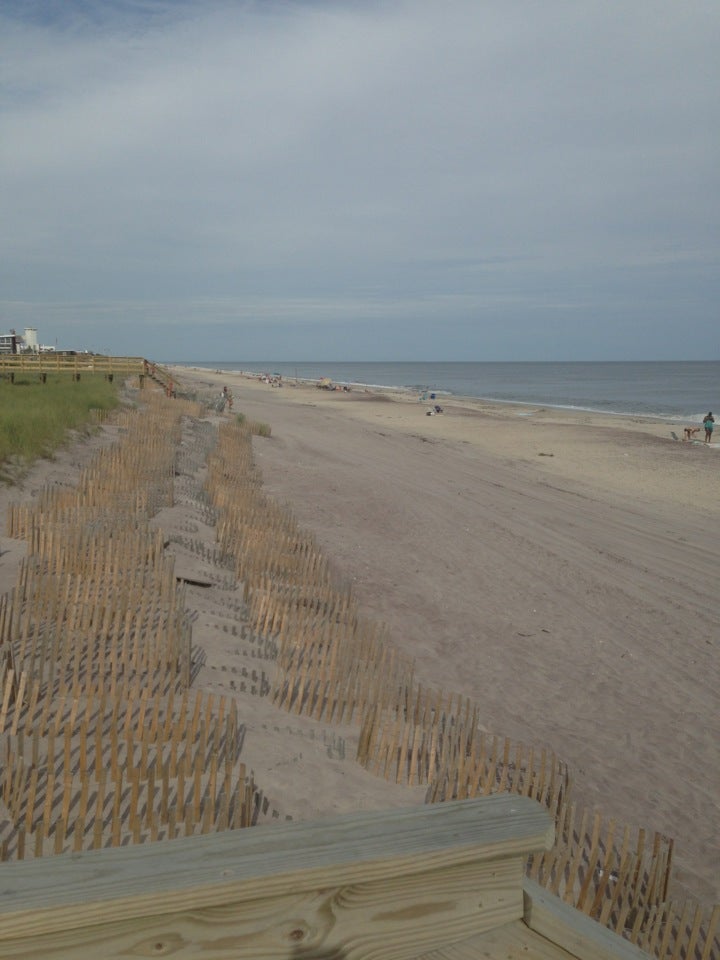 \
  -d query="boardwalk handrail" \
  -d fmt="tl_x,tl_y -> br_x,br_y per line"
0,796 -> 551,957
0,795 -> 655,960
0,353 -> 145,373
